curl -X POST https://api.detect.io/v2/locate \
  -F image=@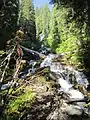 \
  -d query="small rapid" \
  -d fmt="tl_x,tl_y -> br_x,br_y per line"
7,45 -> 89,117
40,54 -> 89,115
